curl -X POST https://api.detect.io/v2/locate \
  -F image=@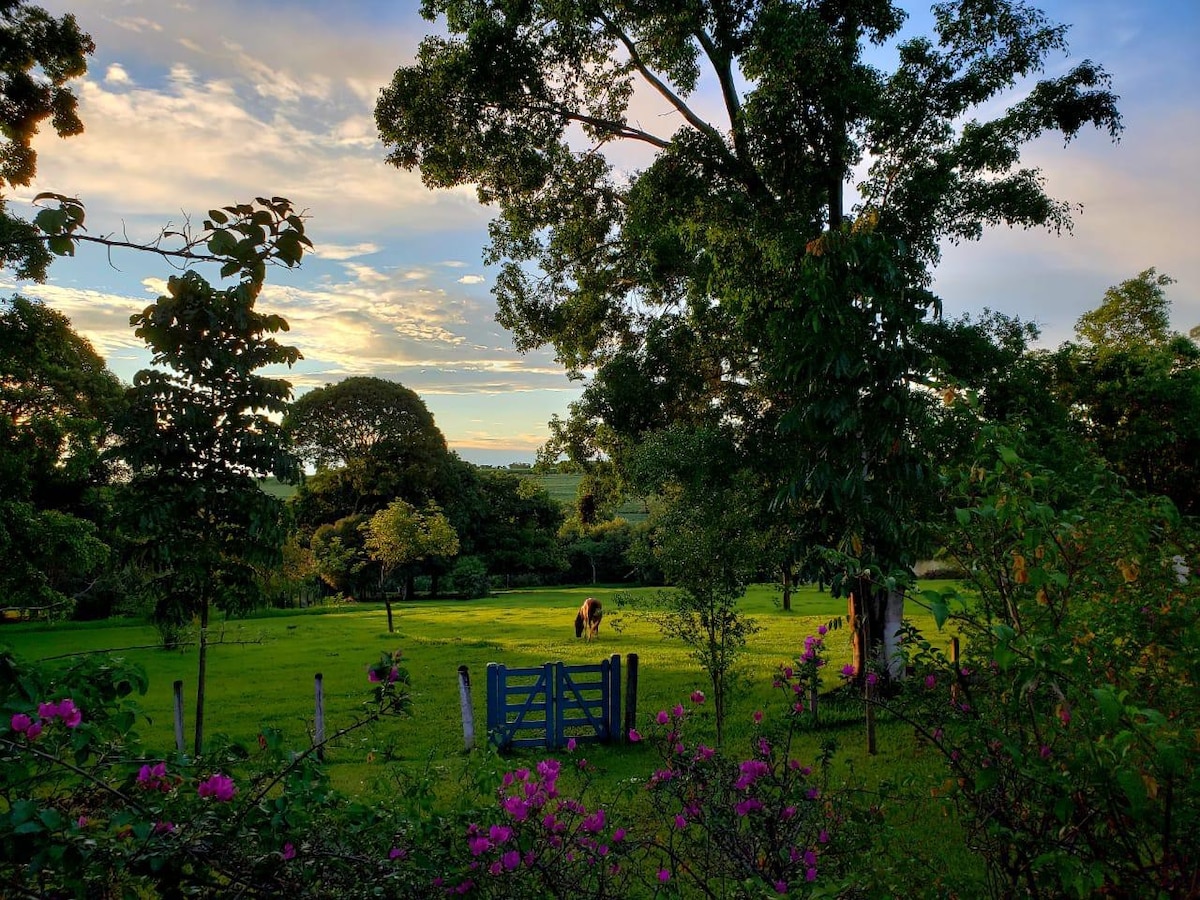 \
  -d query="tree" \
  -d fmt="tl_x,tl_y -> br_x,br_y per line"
0,295 -> 122,614
1050,270 -> 1200,515
361,499 -> 459,632
379,0 -> 1121,682
0,0 -> 92,281
120,197 -> 309,756
1075,268 -> 1175,352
